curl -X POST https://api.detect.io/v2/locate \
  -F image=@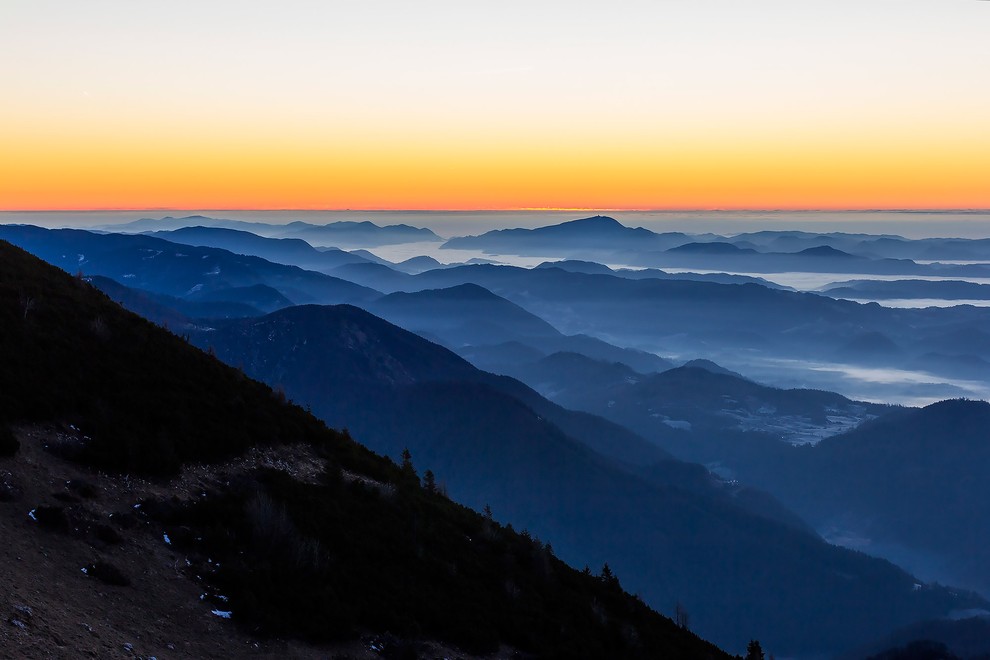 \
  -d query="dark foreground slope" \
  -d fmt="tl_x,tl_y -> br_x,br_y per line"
0,240 -> 727,659
195,302 -> 986,657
